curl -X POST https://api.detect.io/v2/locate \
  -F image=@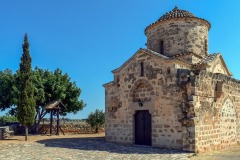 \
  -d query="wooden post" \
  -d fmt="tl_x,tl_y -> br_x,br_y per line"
50,110 -> 53,135
56,109 -> 60,136
25,126 -> 28,141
